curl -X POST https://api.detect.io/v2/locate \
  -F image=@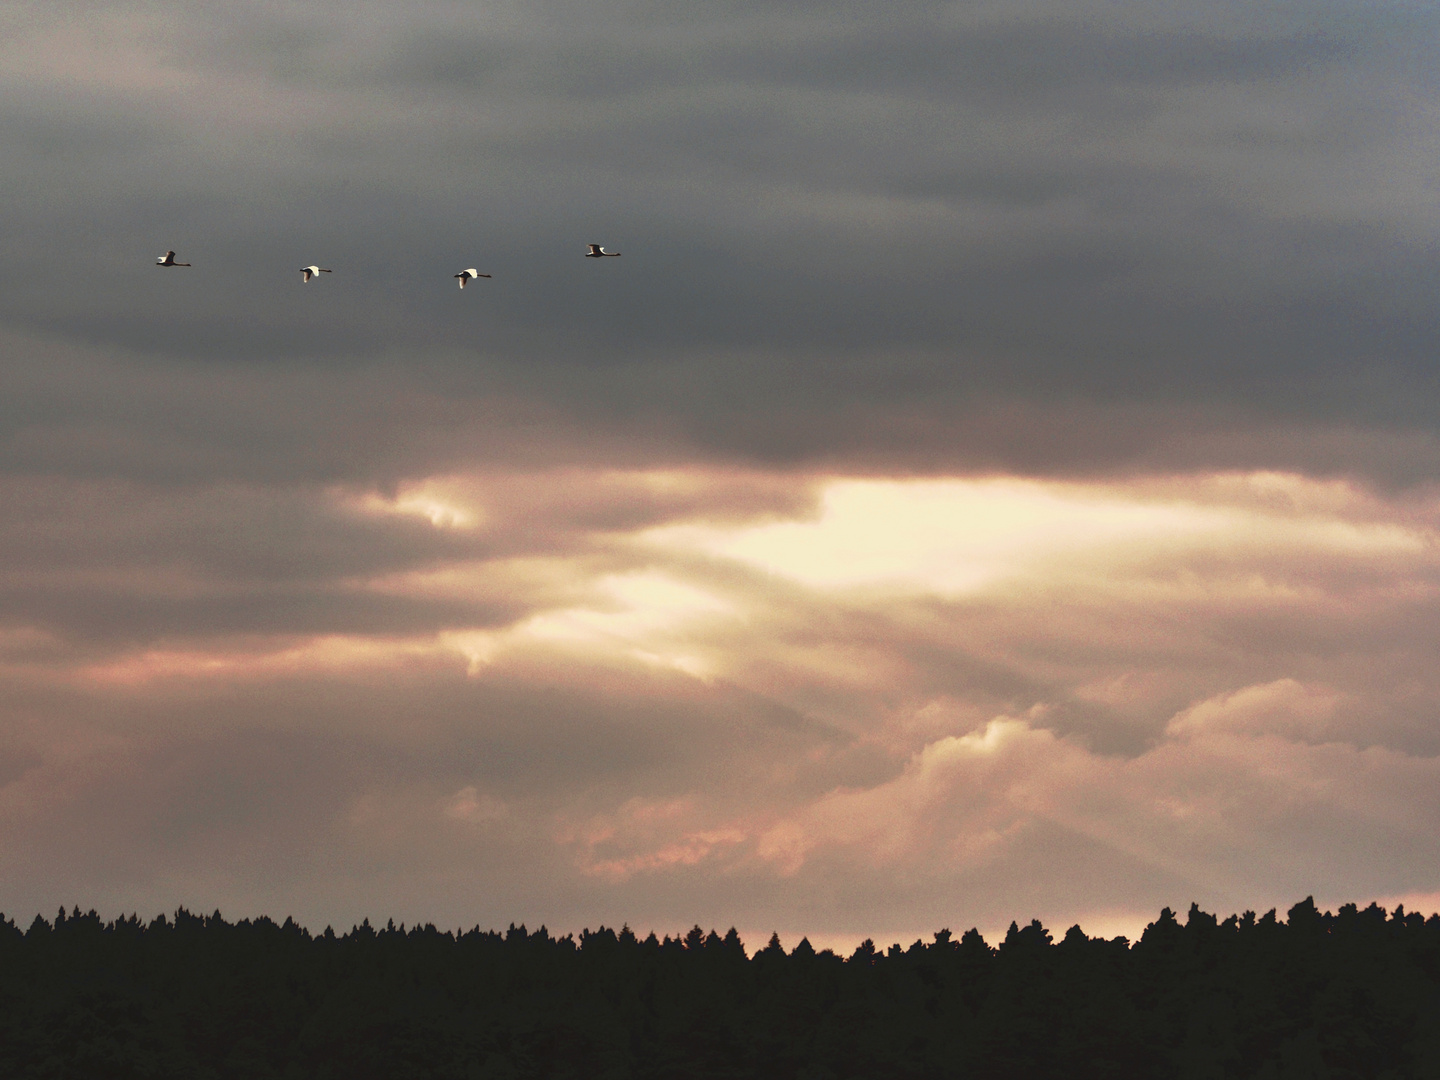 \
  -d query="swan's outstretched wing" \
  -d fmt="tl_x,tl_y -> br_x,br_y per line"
587,244 -> 603,255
